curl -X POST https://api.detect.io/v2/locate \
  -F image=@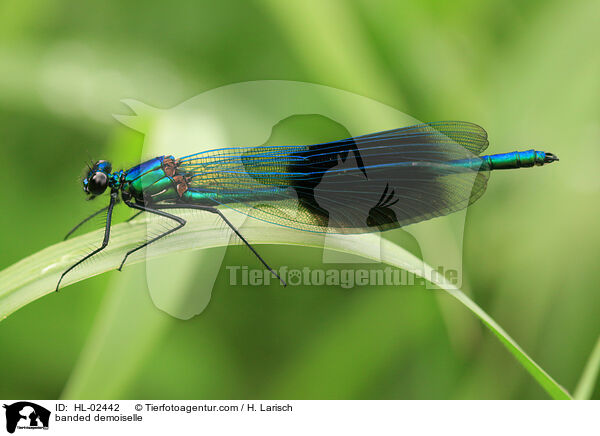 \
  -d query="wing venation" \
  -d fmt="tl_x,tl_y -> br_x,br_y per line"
177,121 -> 490,233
